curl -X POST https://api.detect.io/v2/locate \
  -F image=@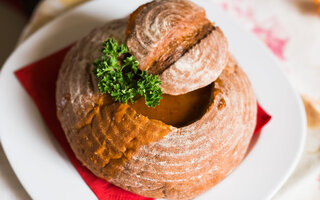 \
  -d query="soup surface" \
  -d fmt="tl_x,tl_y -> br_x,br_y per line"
131,85 -> 212,127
